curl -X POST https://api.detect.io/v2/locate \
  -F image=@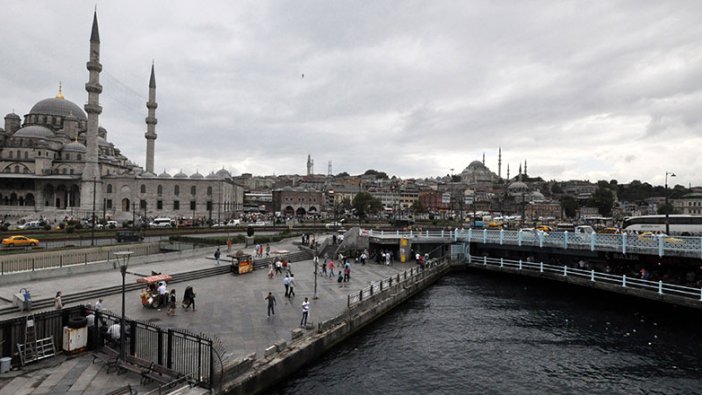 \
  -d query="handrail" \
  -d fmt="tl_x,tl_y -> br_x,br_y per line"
466,254 -> 702,303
